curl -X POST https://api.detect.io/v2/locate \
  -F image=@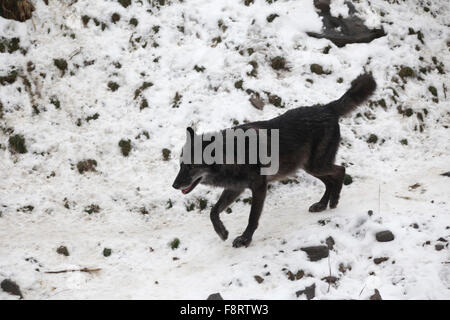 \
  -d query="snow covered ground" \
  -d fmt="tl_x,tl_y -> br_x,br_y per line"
0,0 -> 449,299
